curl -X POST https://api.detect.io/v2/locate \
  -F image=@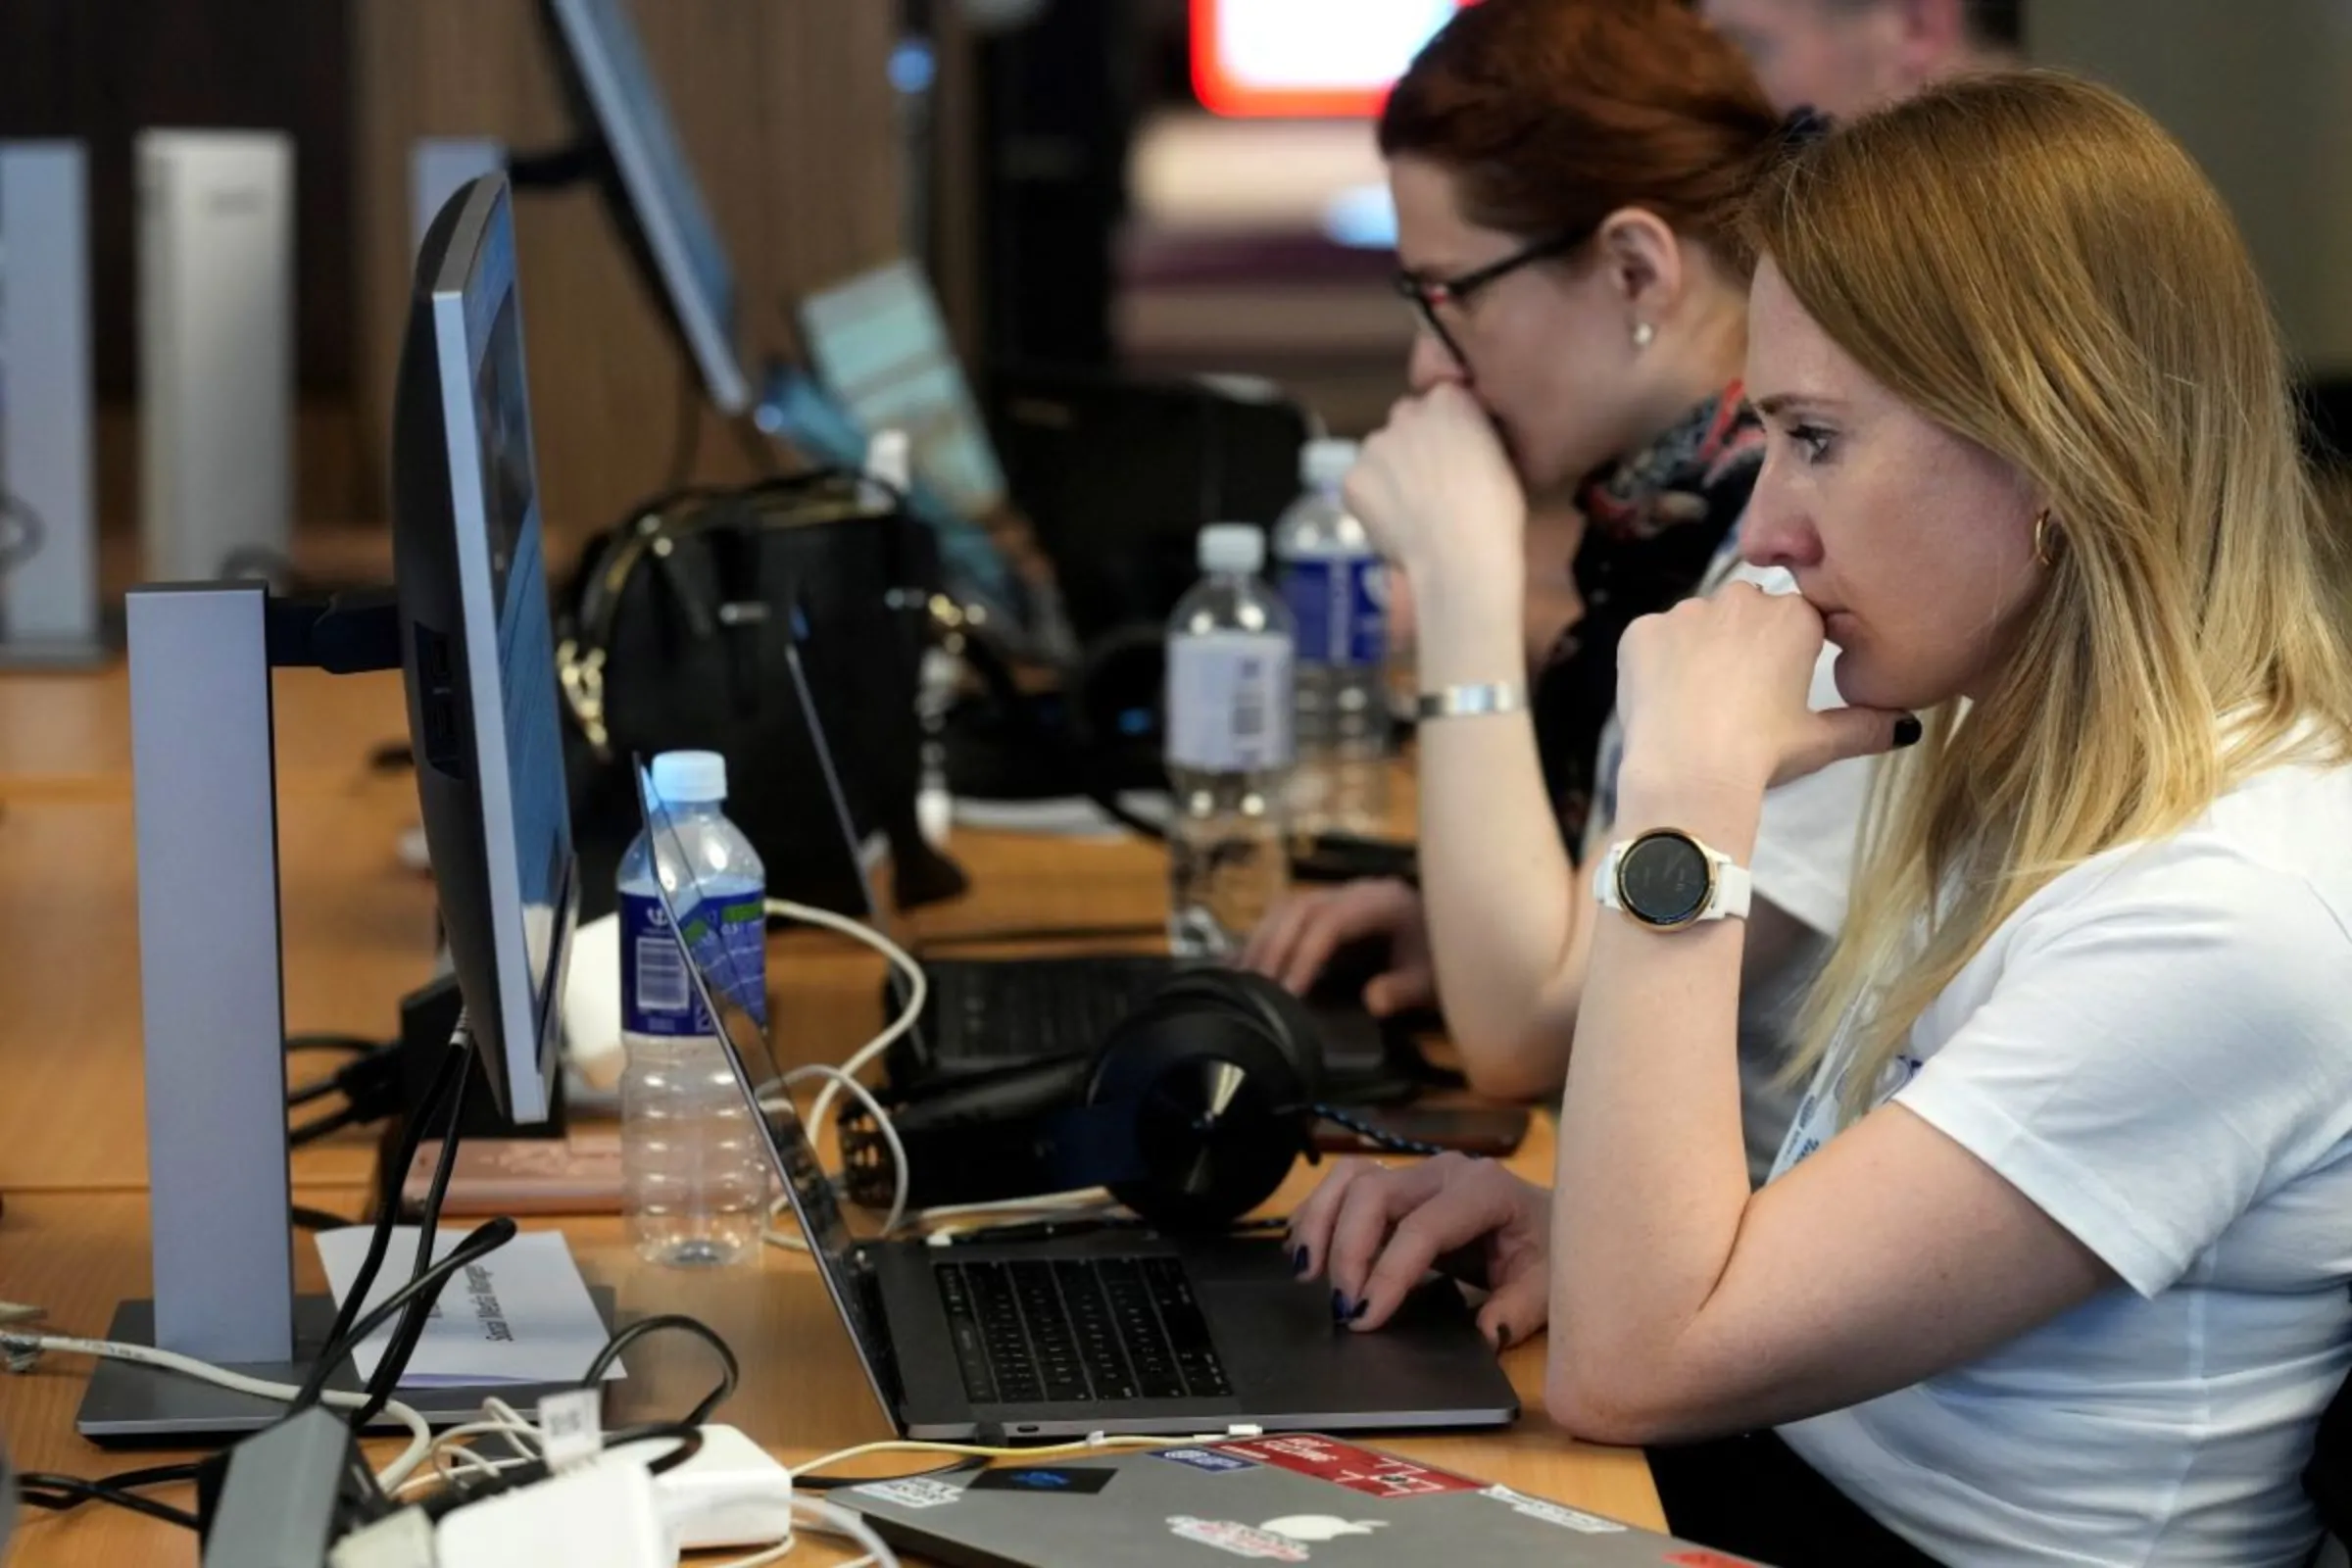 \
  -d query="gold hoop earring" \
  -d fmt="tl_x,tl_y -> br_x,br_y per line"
2033,509 -> 2061,569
